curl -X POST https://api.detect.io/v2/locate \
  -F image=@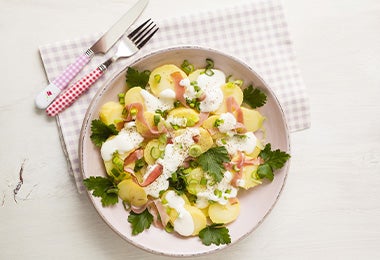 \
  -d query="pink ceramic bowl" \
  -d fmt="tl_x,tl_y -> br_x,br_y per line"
79,46 -> 290,257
